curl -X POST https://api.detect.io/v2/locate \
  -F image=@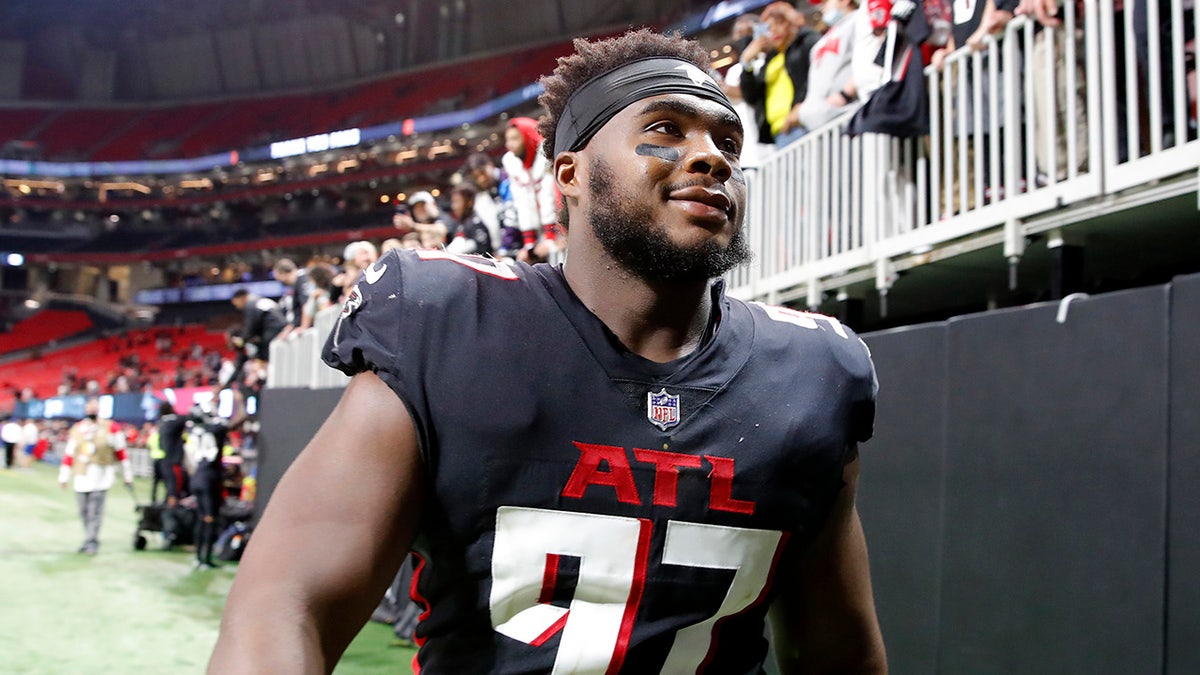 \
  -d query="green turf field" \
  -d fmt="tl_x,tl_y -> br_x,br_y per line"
0,462 -> 415,674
